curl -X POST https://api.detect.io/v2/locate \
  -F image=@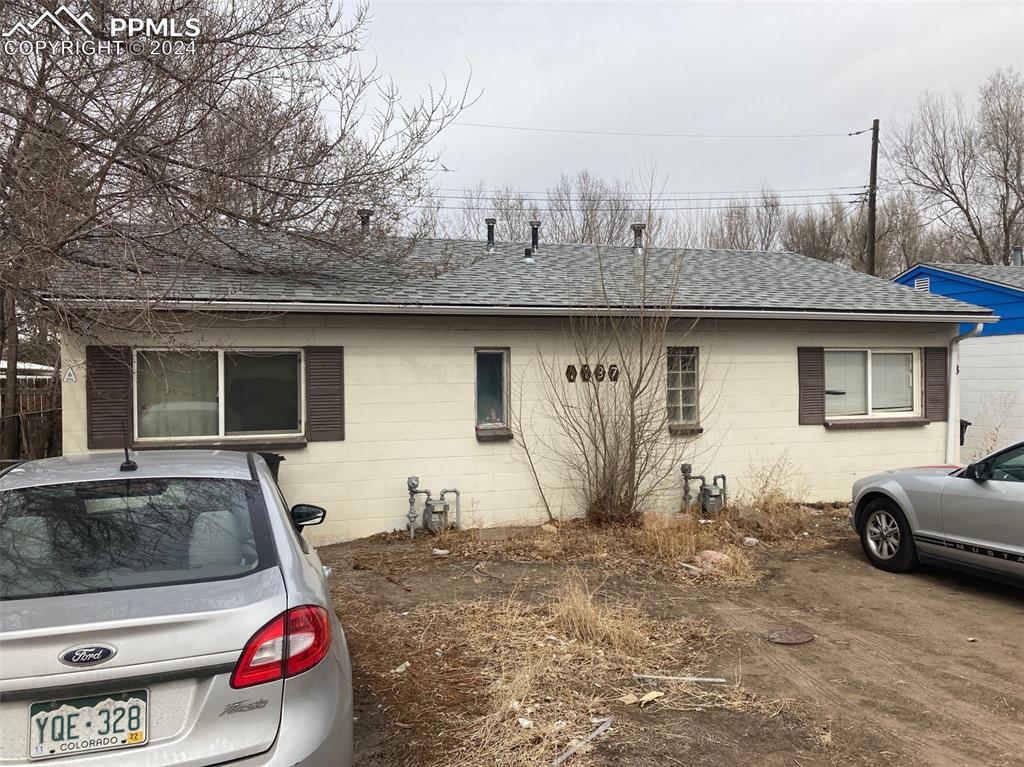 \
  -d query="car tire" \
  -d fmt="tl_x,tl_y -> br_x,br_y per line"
858,498 -> 917,573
